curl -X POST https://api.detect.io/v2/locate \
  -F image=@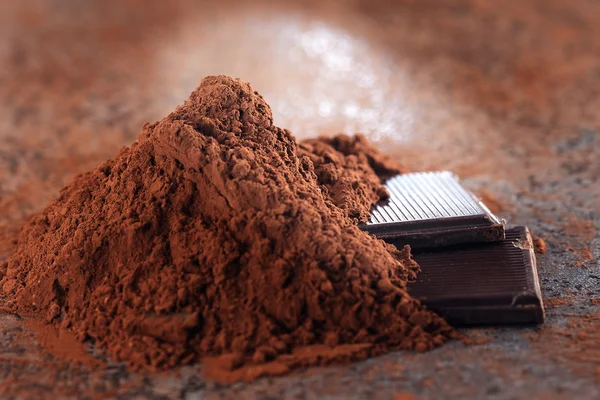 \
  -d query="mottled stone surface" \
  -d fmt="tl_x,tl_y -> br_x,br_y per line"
1,0 -> 599,398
